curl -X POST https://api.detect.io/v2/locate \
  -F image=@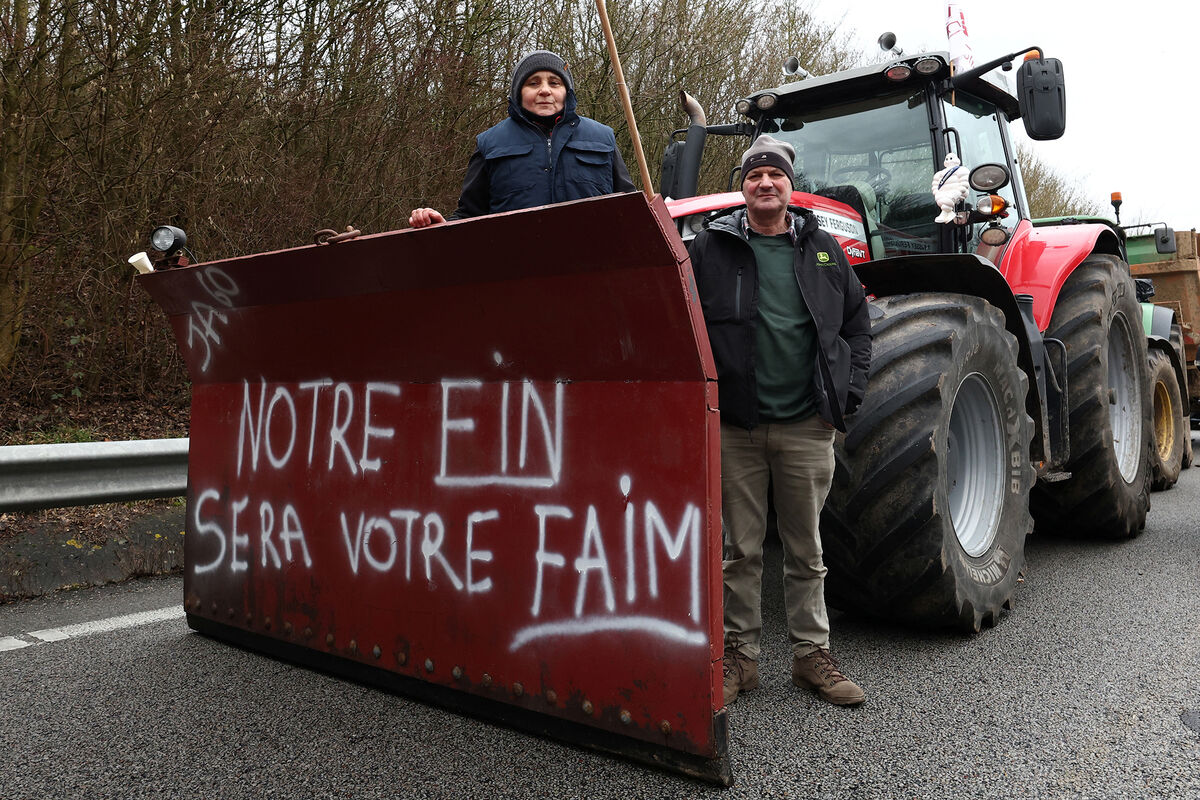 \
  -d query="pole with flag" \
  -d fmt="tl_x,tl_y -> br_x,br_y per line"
946,3 -> 976,79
